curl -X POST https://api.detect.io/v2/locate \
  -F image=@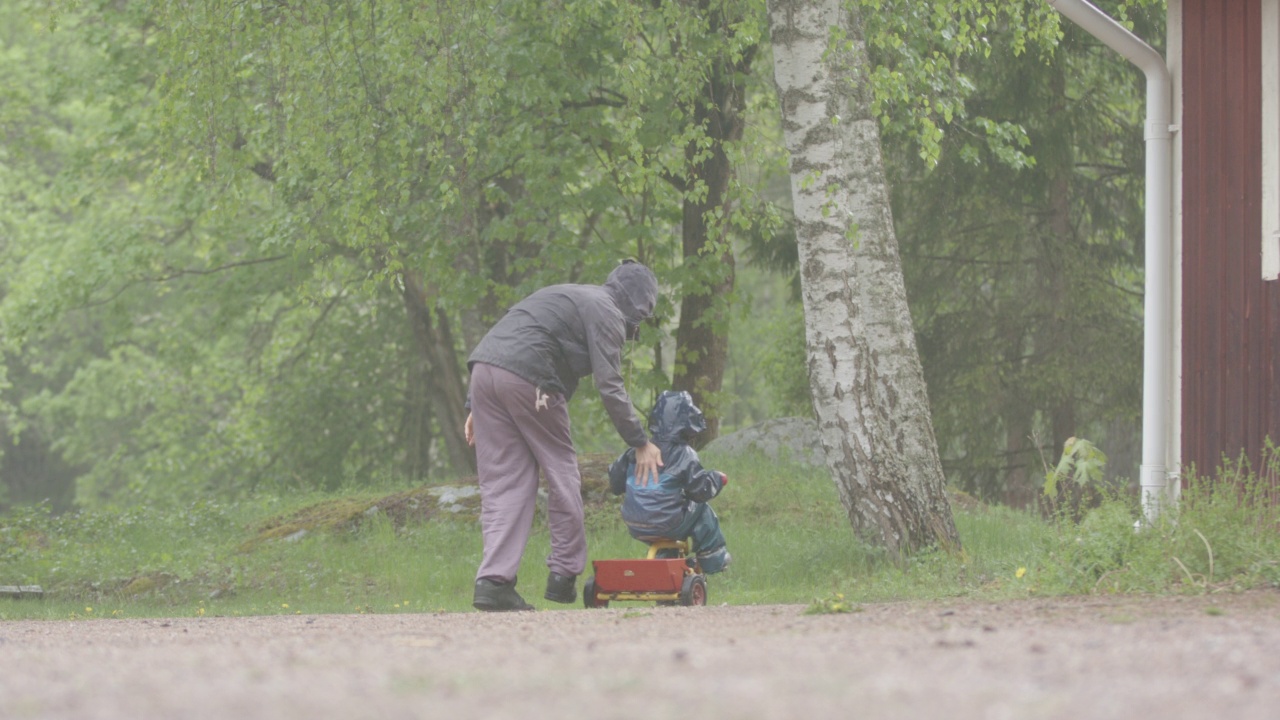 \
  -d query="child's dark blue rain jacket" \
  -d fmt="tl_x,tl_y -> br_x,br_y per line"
607,391 -> 725,537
